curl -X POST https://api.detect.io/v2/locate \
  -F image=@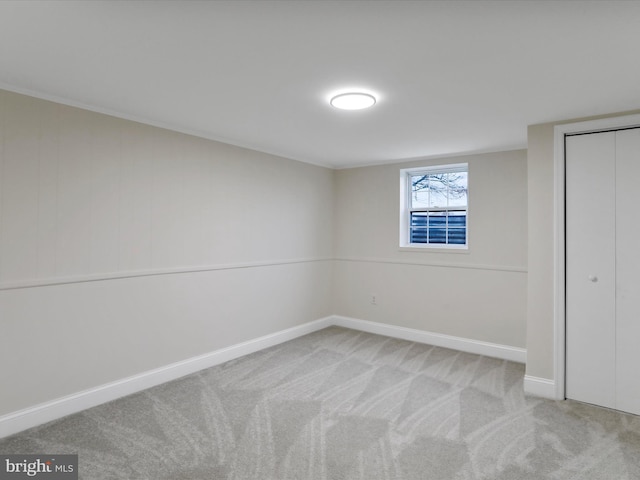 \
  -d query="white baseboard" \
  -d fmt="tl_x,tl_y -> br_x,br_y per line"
0,316 -> 333,439
330,315 -> 527,363
523,375 -> 558,399
1,314 -> 529,439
